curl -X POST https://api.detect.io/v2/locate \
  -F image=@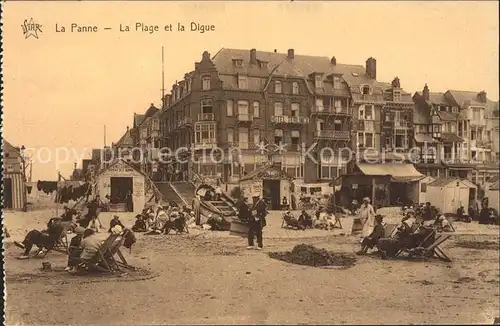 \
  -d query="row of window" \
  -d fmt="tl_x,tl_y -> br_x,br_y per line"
226,128 -> 302,147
